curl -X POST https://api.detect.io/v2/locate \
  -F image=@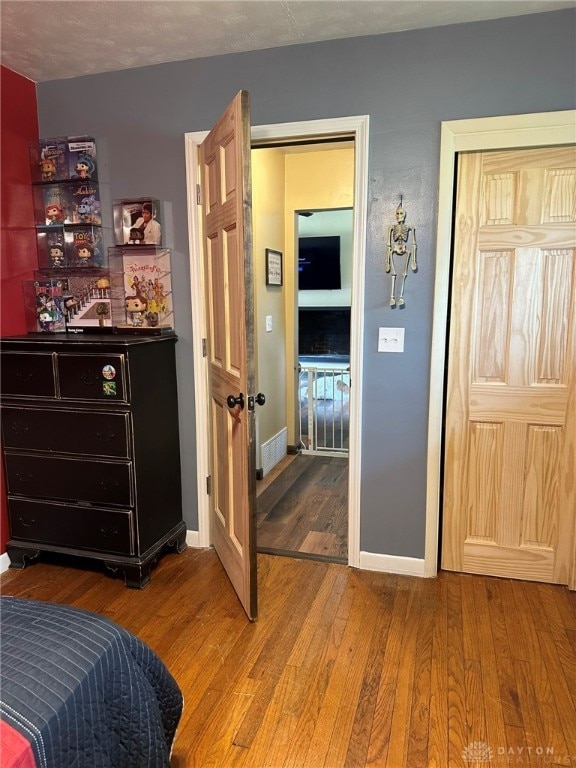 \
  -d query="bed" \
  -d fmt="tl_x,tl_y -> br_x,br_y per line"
0,596 -> 183,768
